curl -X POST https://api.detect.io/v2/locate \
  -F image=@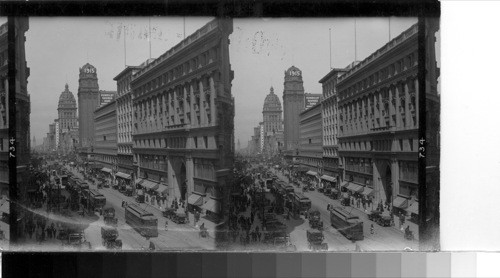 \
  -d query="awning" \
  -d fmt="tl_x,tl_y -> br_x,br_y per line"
202,198 -> 221,214
392,196 -> 409,209
141,179 -> 159,190
115,172 -> 131,180
320,175 -> 336,182
155,183 -> 169,195
101,168 -> 112,173
346,183 -> 364,193
361,187 -> 374,196
306,171 -> 318,176
341,181 -> 349,188
135,178 -> 144,185
187,193 -> 204,206
406,201 -> 418,215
